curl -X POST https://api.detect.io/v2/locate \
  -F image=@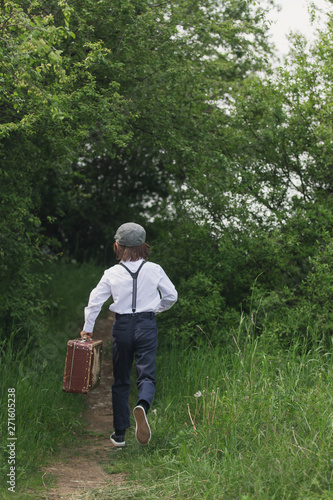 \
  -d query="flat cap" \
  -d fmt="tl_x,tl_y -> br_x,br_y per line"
114,222 -> 146,247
